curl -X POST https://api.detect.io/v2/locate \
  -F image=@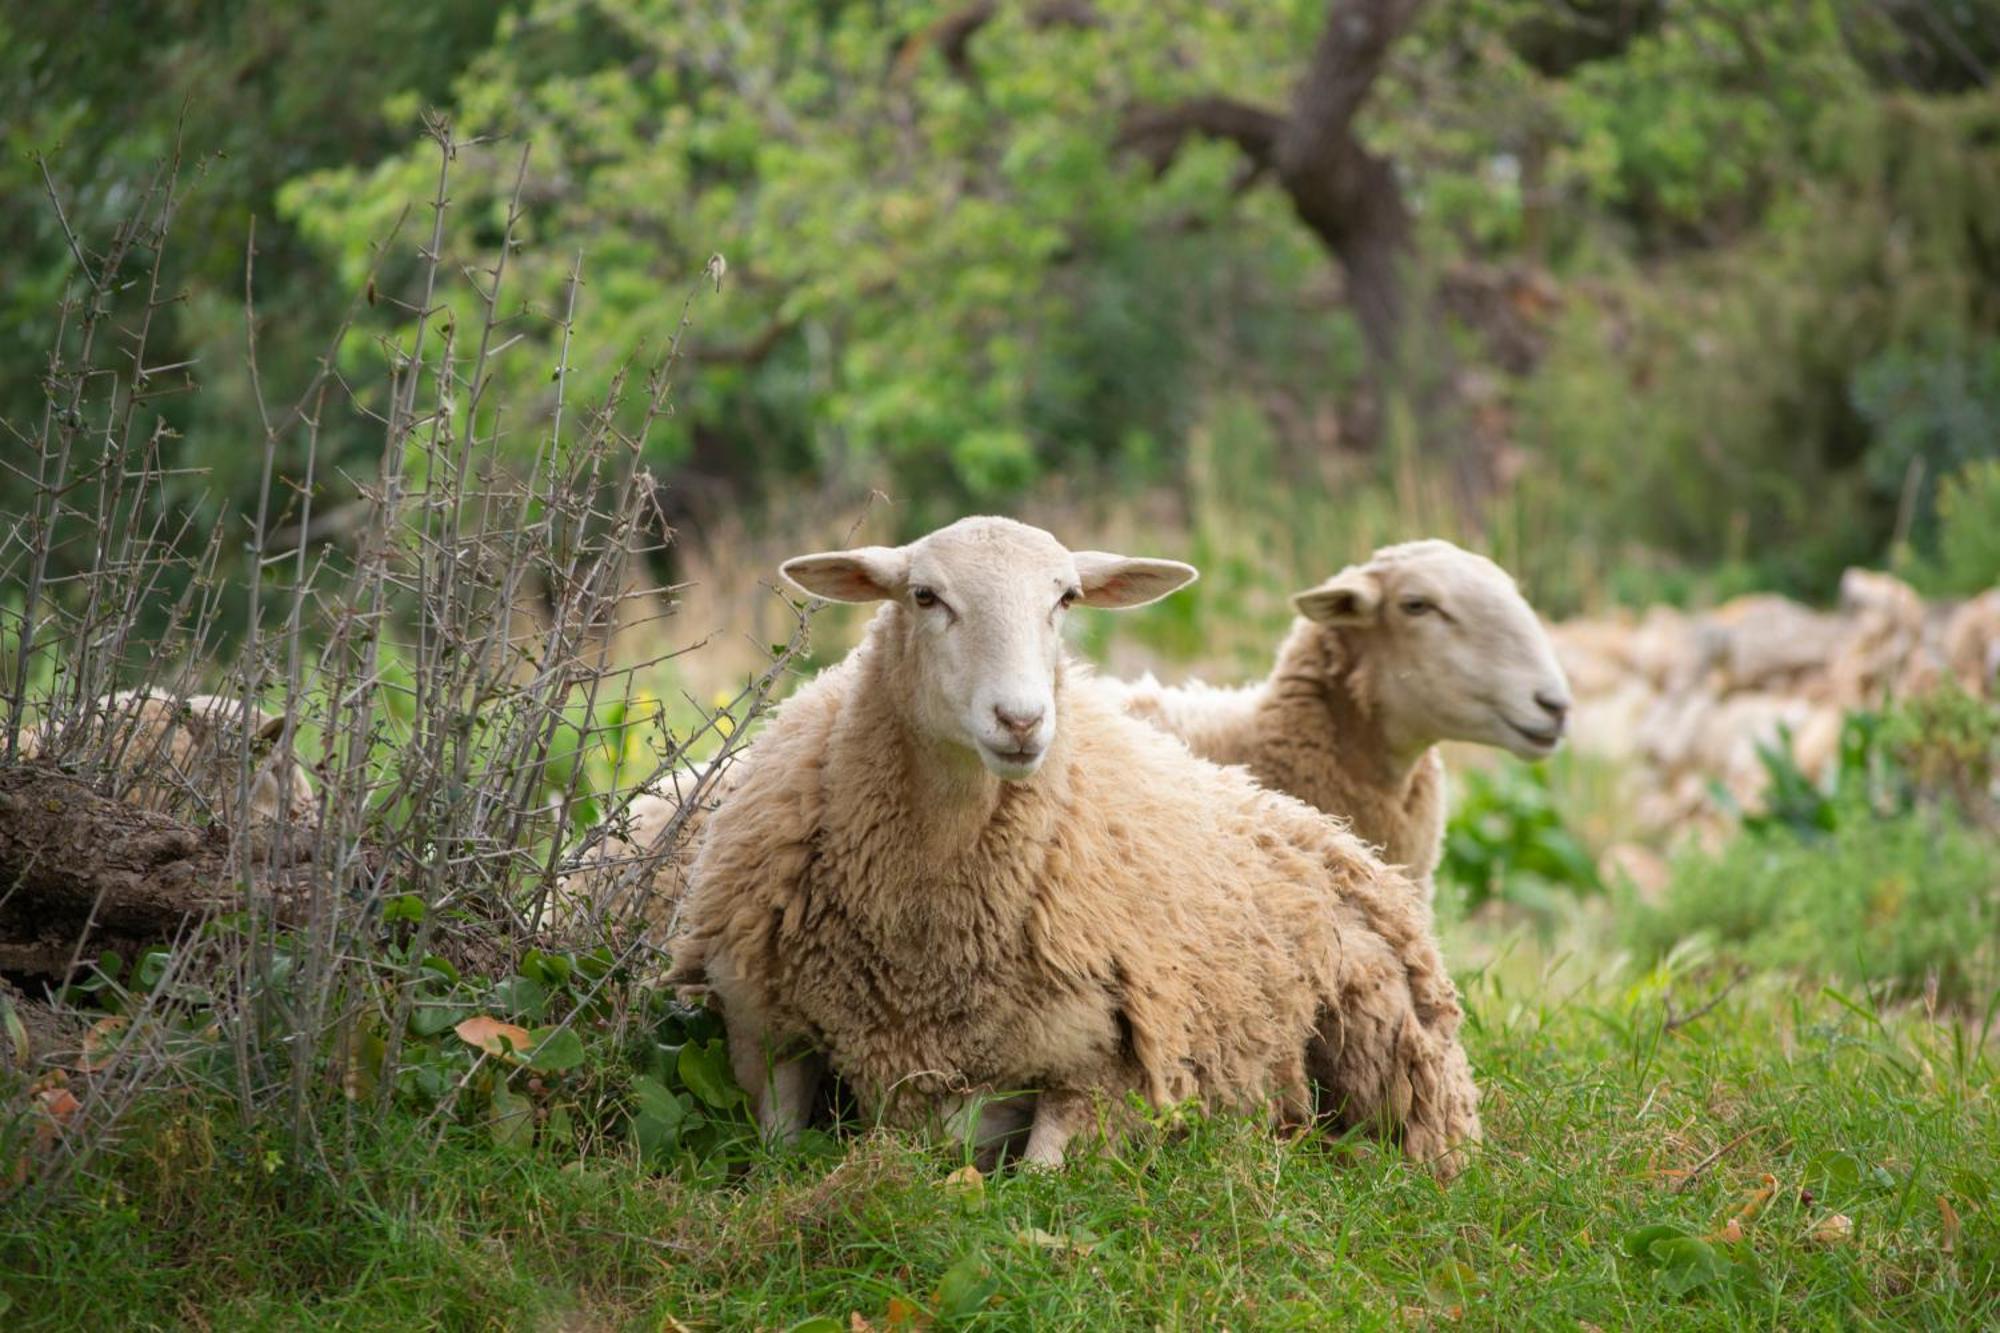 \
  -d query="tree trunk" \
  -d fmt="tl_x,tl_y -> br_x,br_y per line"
0,764 -> 304,978
1118,0 -> 1430,395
